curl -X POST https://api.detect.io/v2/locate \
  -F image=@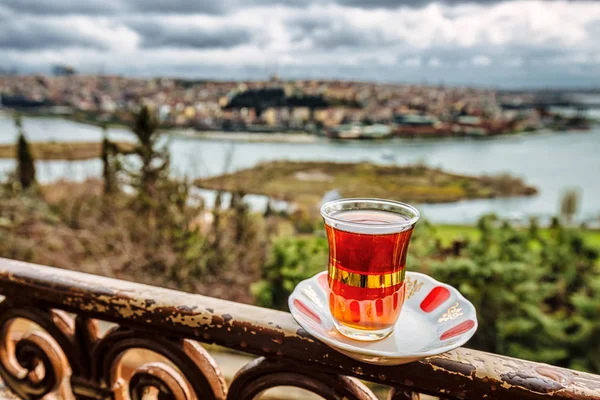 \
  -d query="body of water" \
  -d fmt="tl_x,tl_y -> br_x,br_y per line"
0,115 -> 598,224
